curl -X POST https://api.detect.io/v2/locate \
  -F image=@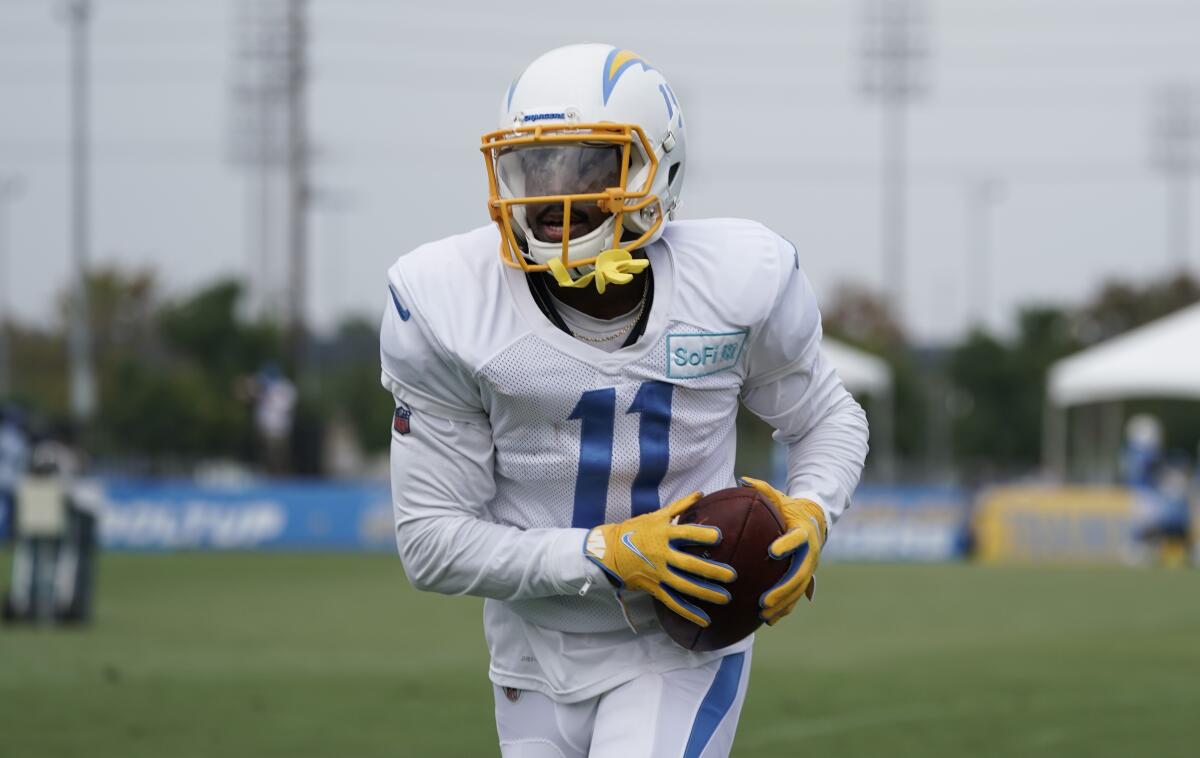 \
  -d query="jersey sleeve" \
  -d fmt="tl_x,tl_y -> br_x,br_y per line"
389,407 -> 601,600
742,235 -> 823,388
740,234 -> 870,528
379,270 -> 603,600
379,273 -> 485,422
